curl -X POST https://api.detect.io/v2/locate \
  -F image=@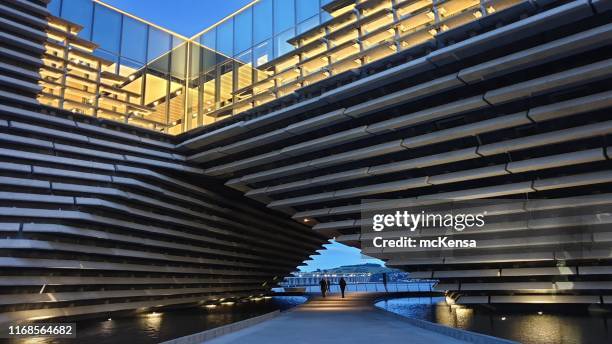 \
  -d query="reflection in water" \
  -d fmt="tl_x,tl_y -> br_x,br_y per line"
376,297 -> 612,344
6,296 -> 306,344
